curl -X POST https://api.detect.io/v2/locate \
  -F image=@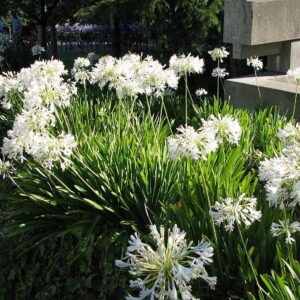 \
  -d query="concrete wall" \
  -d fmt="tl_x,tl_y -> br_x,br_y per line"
224,0 -> 300,59
225,74 -> 300,120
